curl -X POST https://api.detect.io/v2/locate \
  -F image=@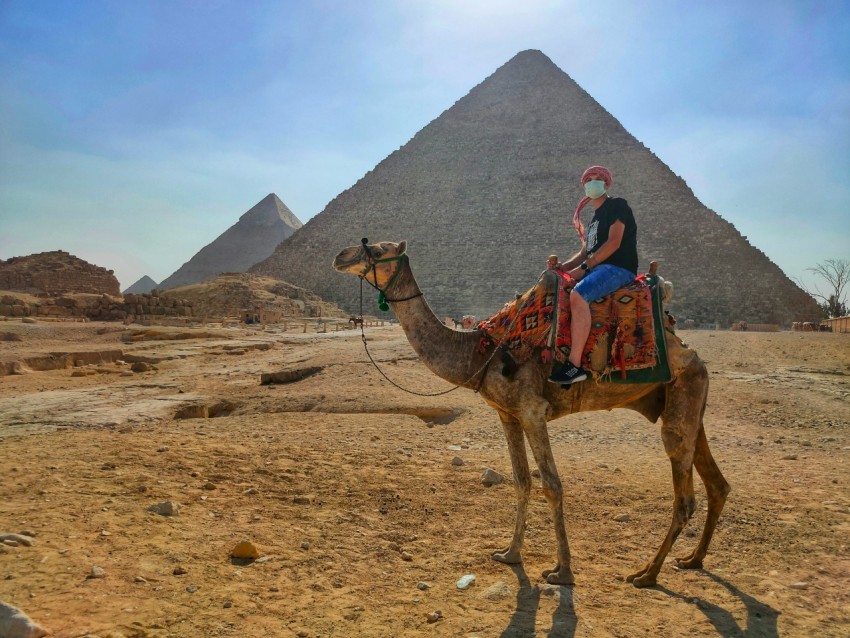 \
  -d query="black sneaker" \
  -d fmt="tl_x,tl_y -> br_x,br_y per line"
548,362 -> 588,385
